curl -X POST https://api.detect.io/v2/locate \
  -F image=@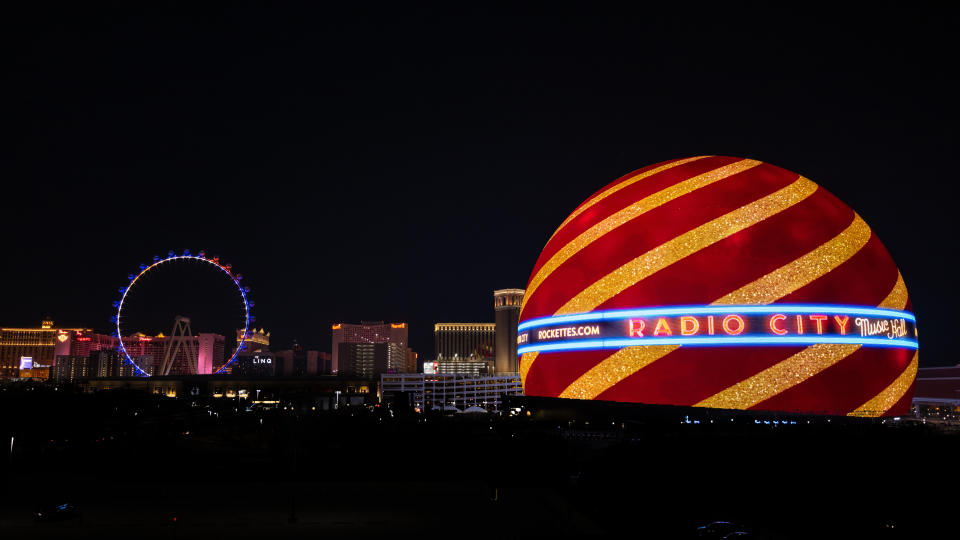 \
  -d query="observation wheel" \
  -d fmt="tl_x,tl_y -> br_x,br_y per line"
112,250 -> 254,376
